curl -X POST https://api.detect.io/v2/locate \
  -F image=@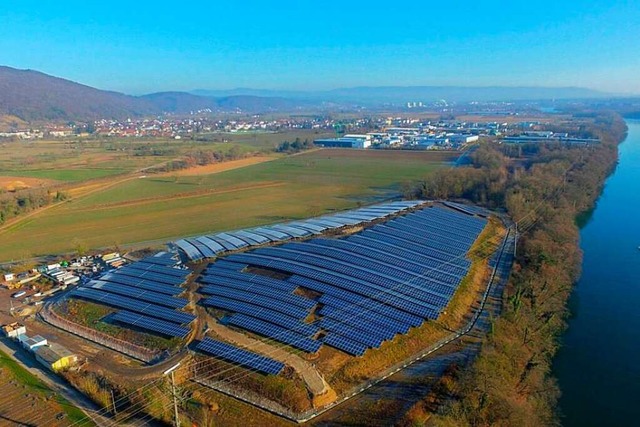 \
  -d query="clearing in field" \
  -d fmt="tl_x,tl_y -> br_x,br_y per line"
161,155 -> 278,177
0,149 -> 456,261
0,175 -> 56,191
